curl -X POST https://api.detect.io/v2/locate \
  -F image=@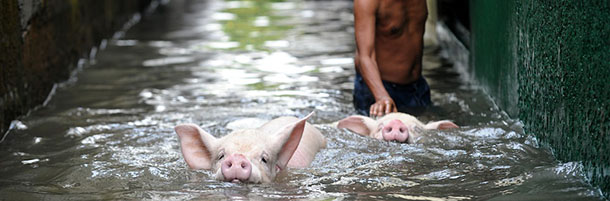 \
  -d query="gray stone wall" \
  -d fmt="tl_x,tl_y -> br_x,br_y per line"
1,0 -> 152,135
